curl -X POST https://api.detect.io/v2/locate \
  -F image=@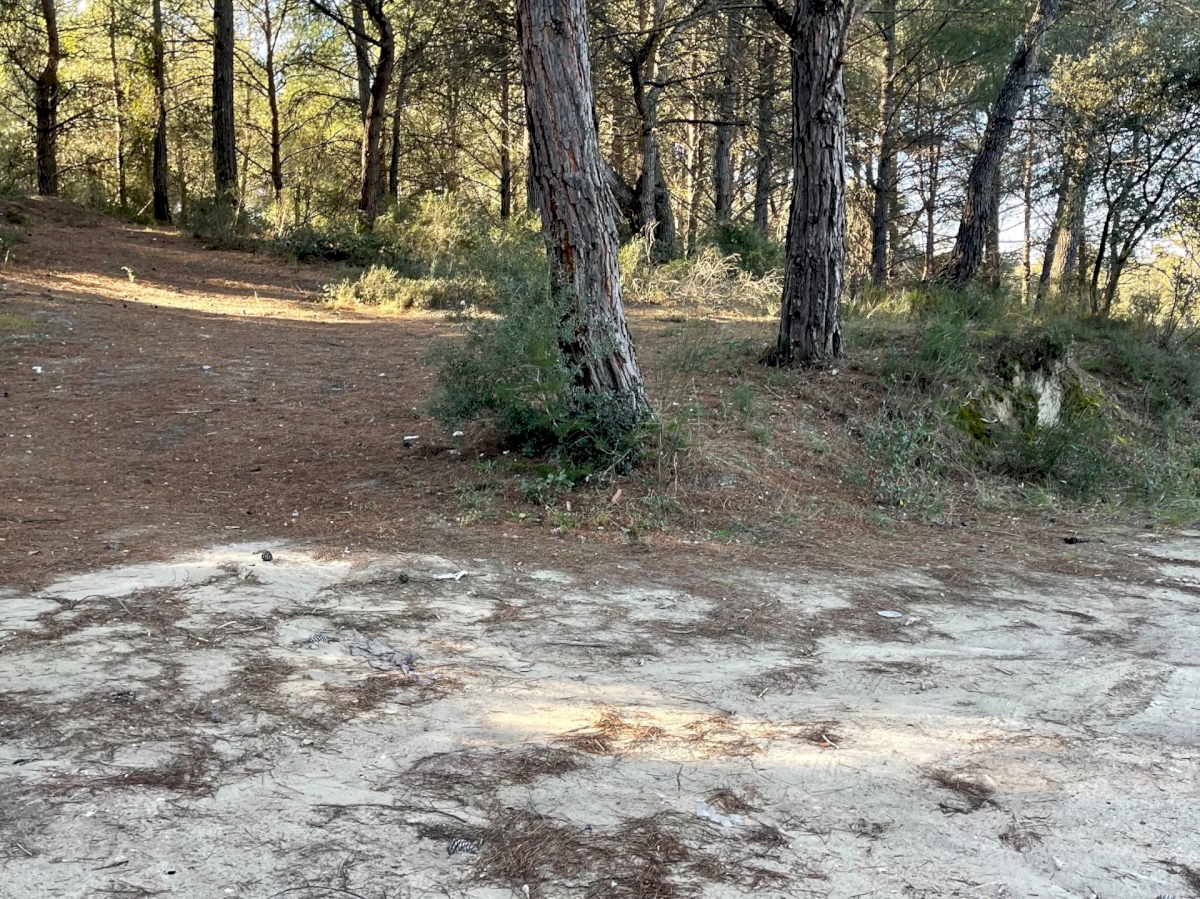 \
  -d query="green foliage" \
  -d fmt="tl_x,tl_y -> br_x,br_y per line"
185,198 -> 264,251
321,265 -> 498,311
288,199 -> 550,313
428,291 -> 650,475
858,304 -> 1200,514
268,225 -> 401,268
905,282 -> 1017,322
701,222 -> 783,277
